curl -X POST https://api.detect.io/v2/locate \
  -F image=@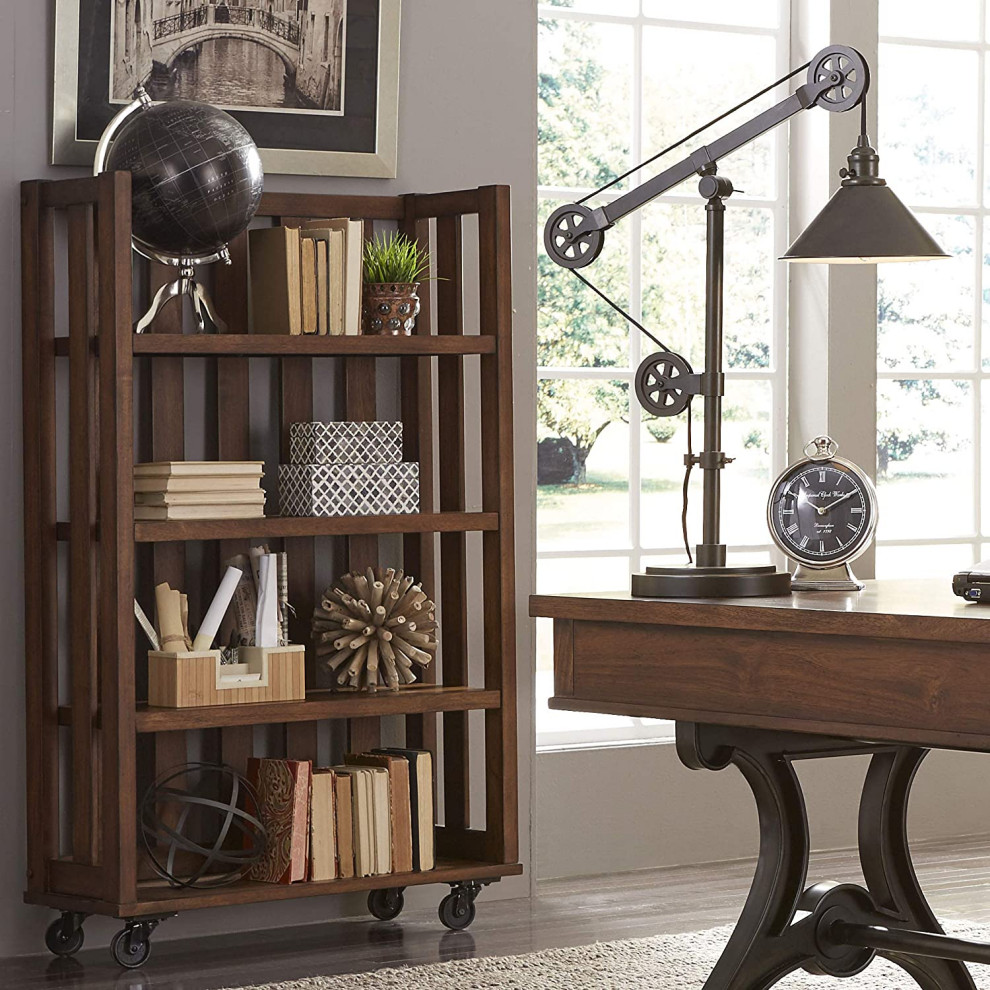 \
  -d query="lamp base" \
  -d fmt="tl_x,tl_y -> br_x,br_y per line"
631,564 -> 792,598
